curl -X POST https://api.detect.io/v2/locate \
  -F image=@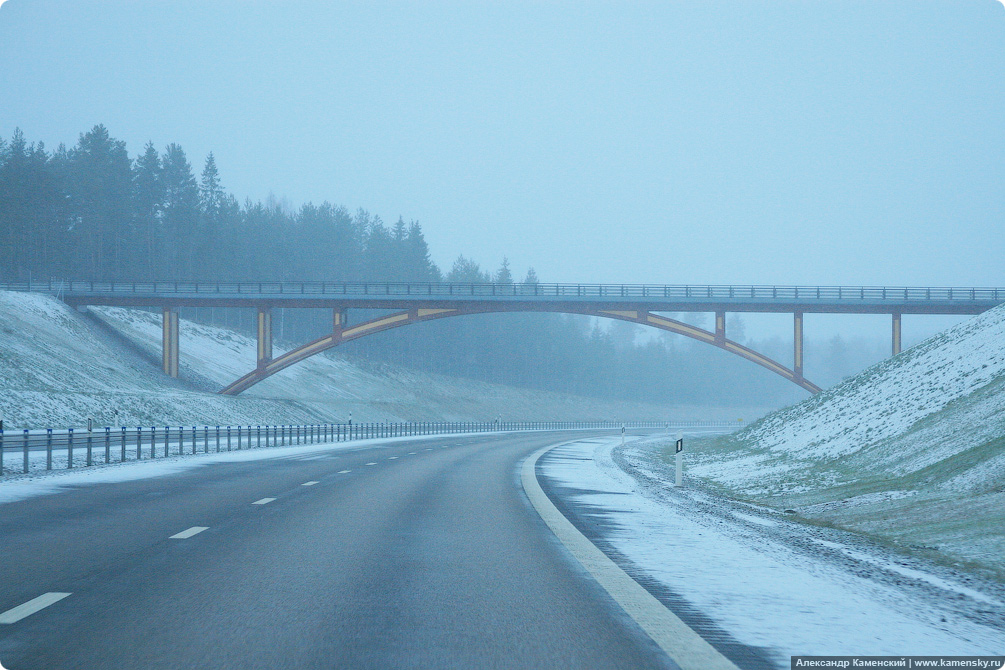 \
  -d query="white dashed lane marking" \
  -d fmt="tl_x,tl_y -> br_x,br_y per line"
388,456 -> 398,460
365,462 -> 377,466
0,593 -> 72,625
170,526 -> 209,539
302,481 -> 319,486
407,452 -> 416,455
338,470 -> 351,474
252,498 -> 276,505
